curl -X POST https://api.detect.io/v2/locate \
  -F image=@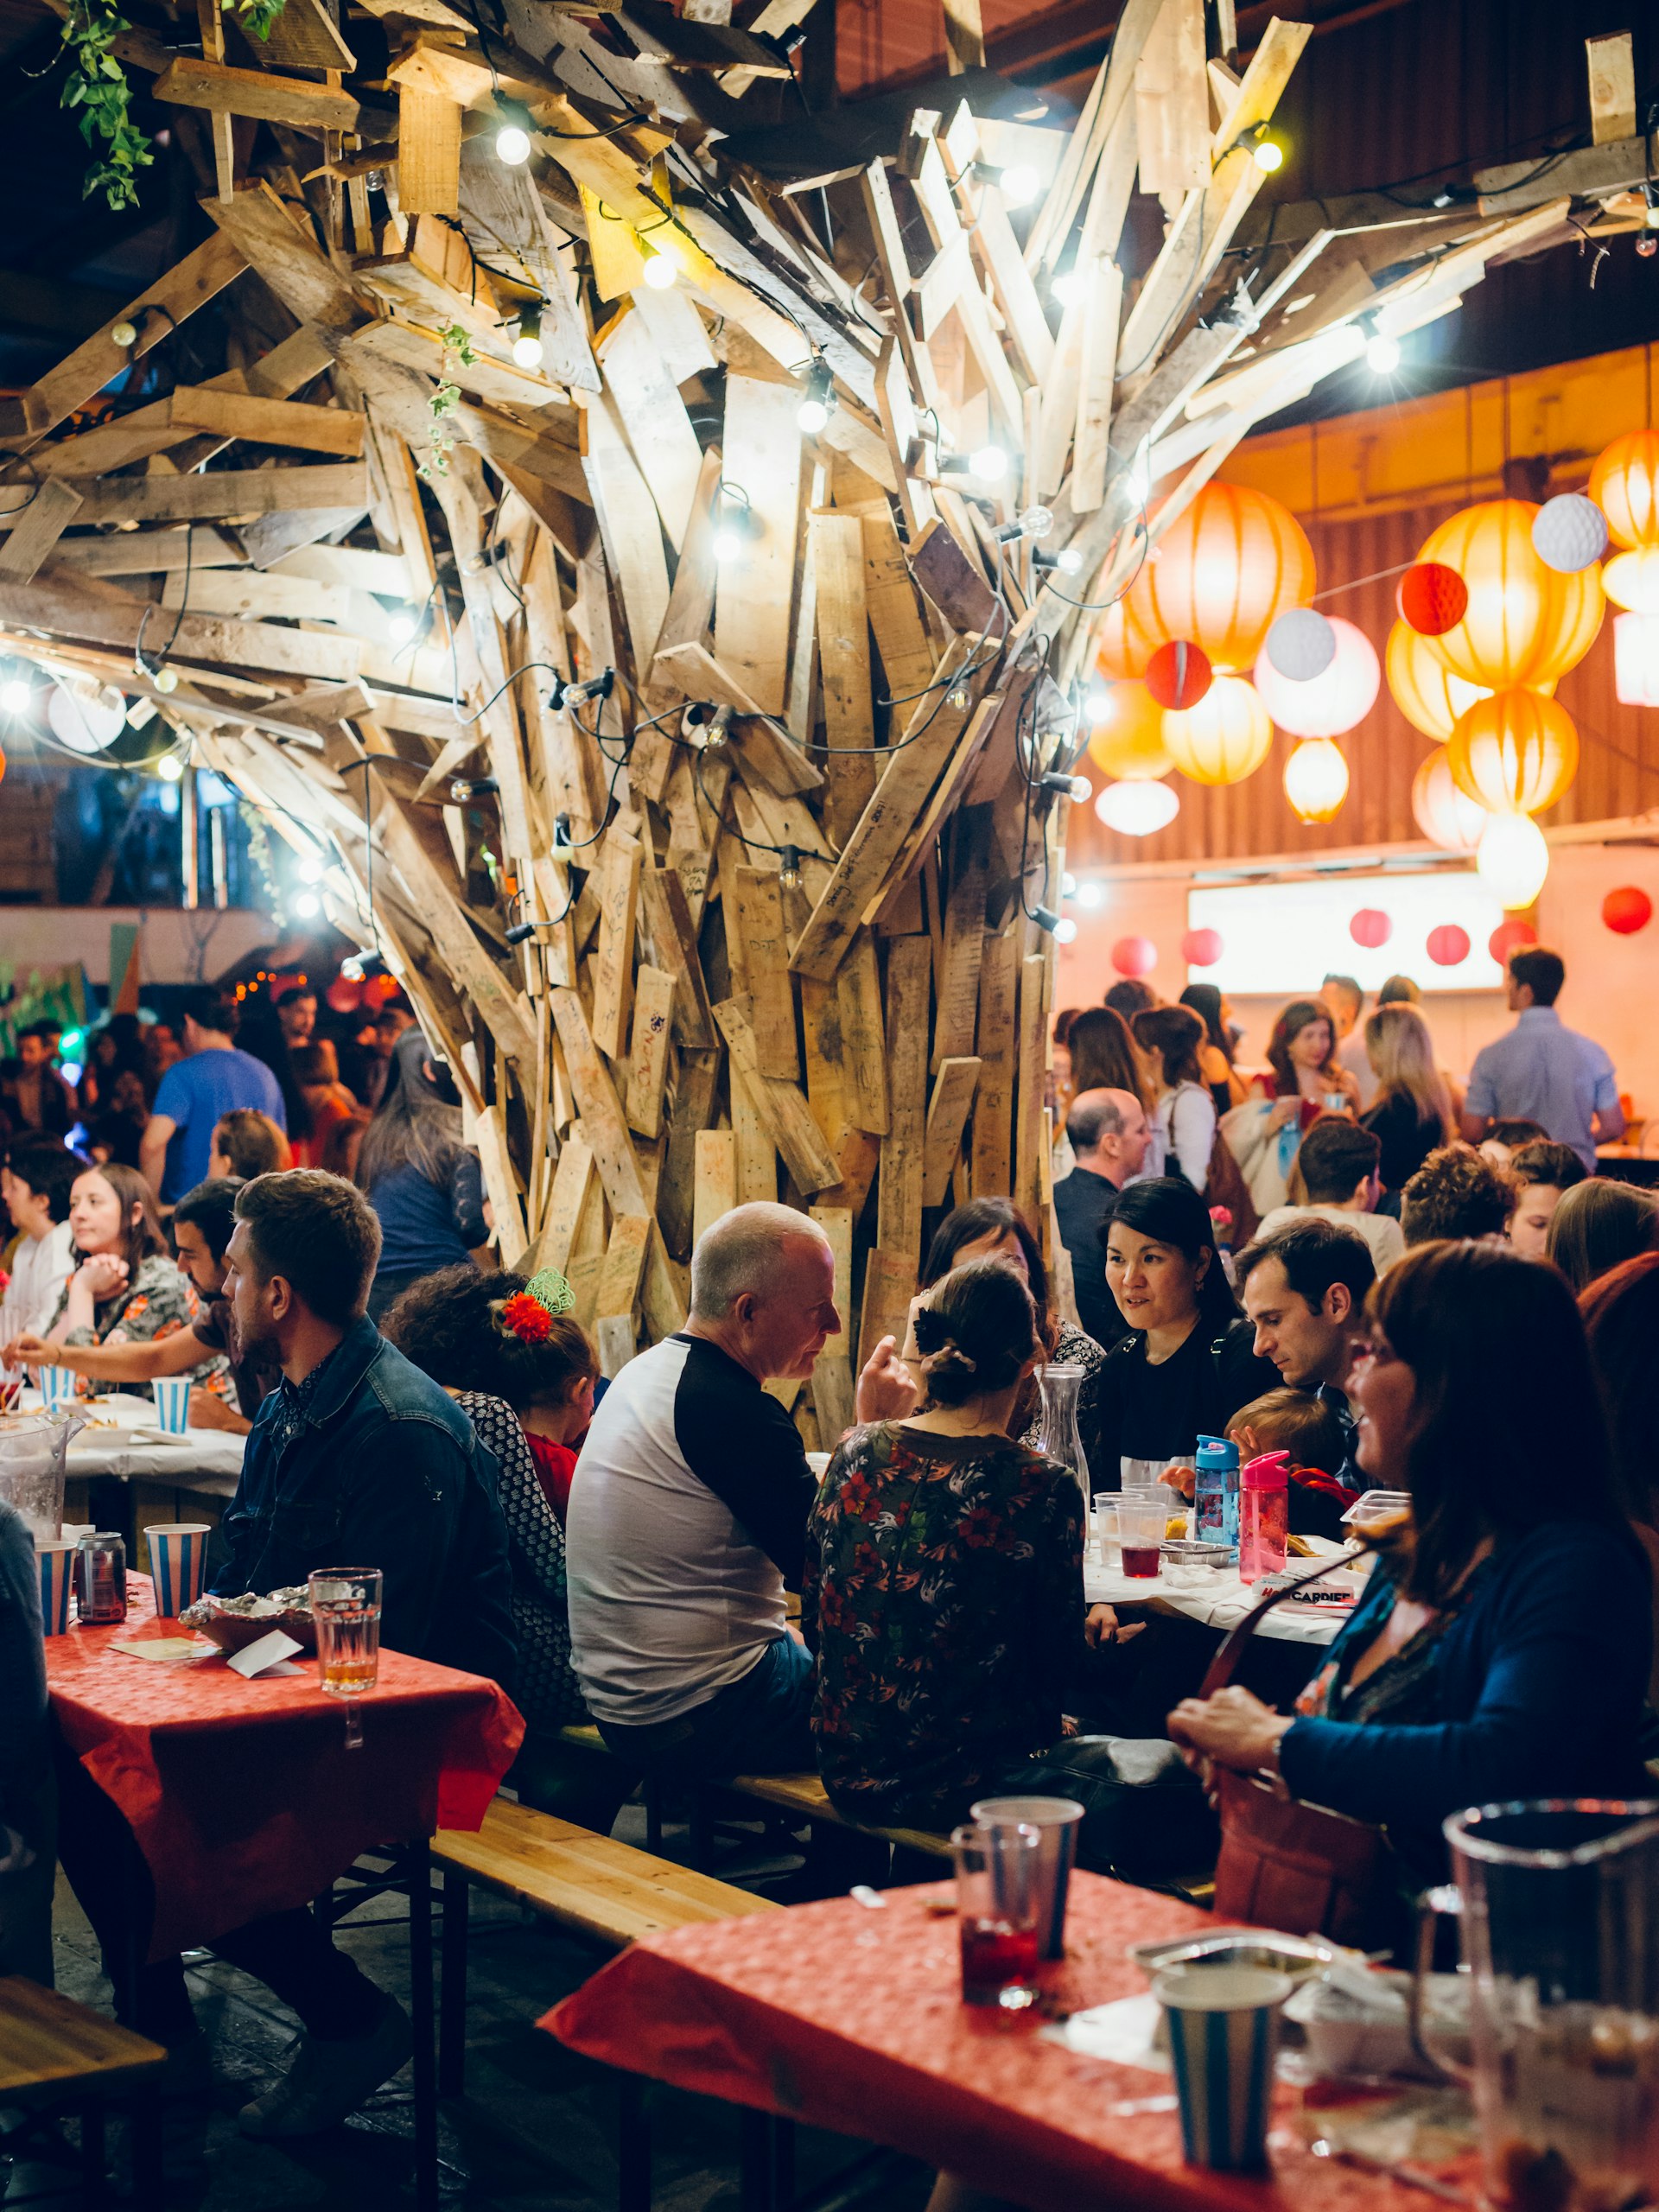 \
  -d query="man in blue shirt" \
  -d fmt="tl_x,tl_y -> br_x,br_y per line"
139,987 -> 286,1203
1462,947 -> 1623,1174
